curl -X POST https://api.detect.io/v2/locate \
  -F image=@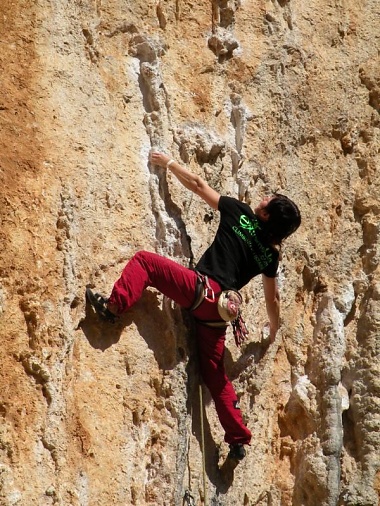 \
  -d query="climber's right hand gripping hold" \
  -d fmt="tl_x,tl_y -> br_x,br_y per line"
150,151 -> 220,210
